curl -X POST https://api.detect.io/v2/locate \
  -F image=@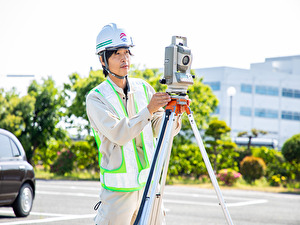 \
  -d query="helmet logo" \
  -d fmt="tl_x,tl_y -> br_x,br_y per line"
120,33 -> 127,42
